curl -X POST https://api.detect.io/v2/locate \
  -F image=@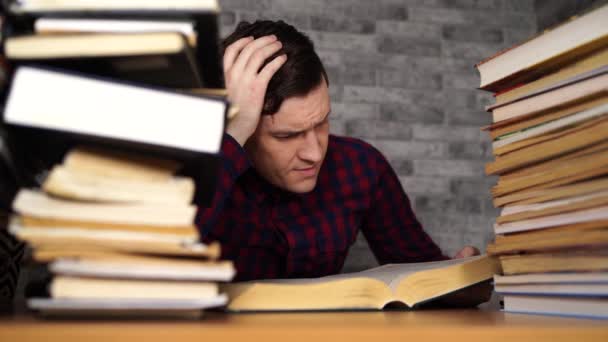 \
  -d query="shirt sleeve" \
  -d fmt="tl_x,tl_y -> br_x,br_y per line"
360,153 -> 448,263
195,133 -> 250,238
